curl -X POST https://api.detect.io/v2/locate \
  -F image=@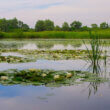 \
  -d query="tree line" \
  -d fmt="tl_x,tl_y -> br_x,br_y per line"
0,18 -> 109,32
0,18 -> 29,32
